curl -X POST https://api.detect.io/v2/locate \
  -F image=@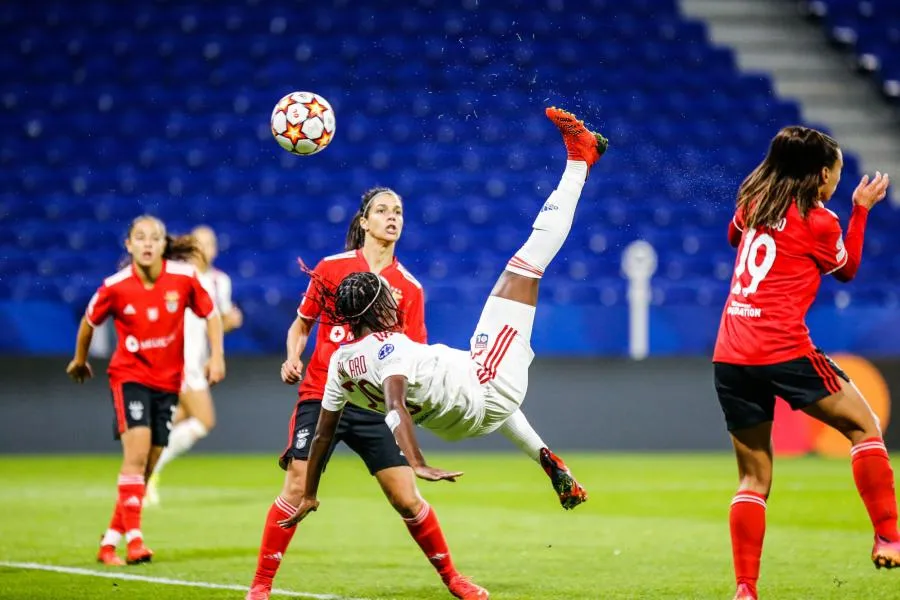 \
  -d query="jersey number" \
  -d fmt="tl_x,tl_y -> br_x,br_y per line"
732,228 -> 776,297
341,379 -> 422,416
